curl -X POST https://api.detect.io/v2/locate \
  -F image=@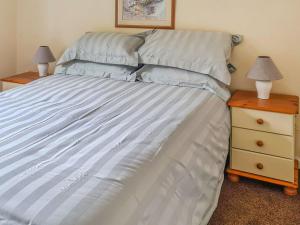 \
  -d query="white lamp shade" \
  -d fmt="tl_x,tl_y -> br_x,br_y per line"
247,56 -> 283,81
33,46 -> 56,64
